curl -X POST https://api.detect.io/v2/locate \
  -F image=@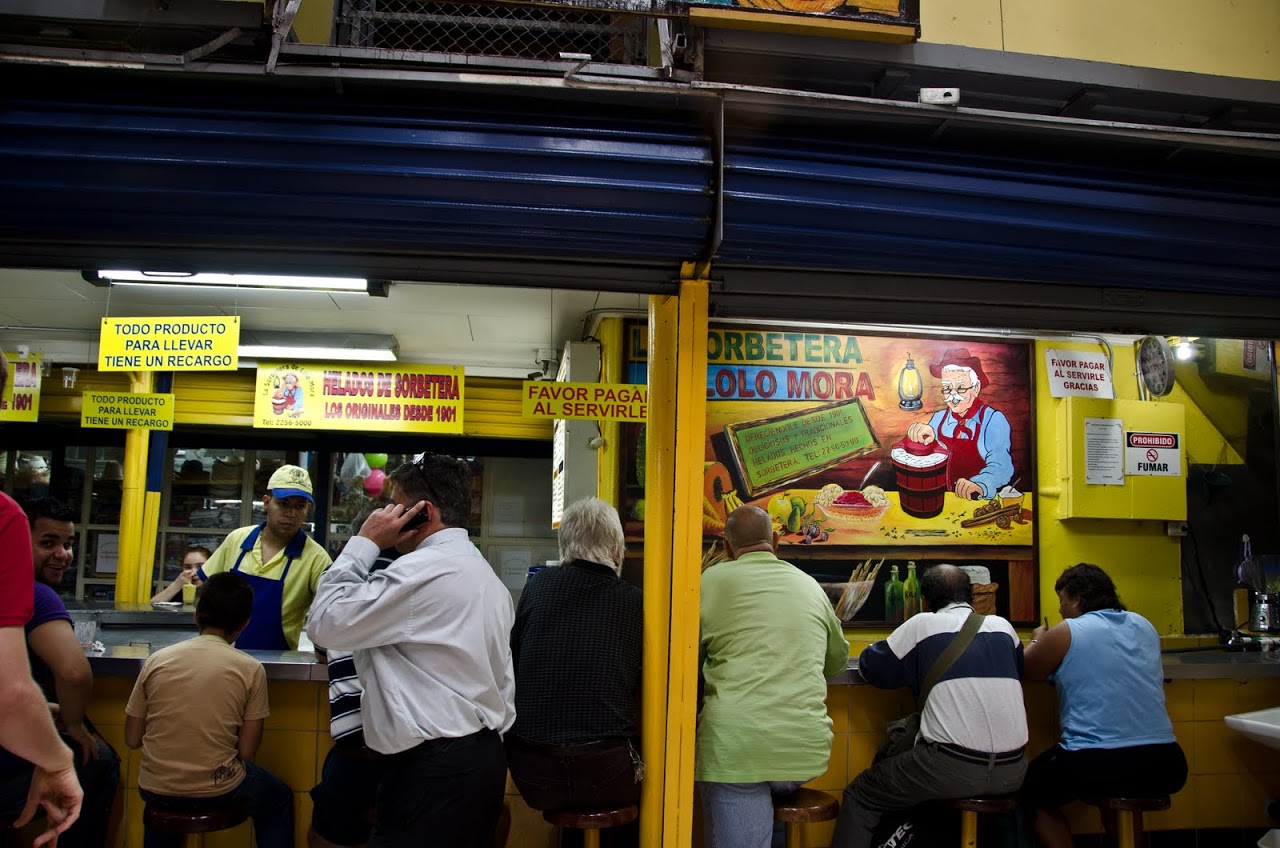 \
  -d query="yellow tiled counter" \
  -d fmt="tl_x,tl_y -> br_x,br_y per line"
53,651 -> 1280,847
803,672 -> 1280,846
73,672 -> 562,848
